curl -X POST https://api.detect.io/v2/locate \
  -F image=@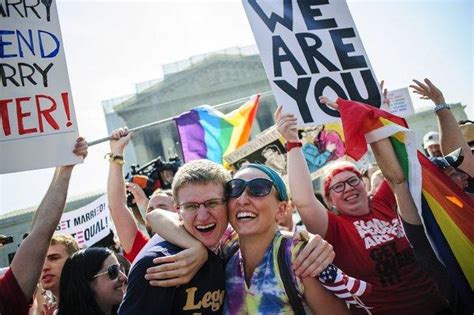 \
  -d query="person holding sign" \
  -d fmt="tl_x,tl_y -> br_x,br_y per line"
277,101 -> 449,314
0,137 -> 88,315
